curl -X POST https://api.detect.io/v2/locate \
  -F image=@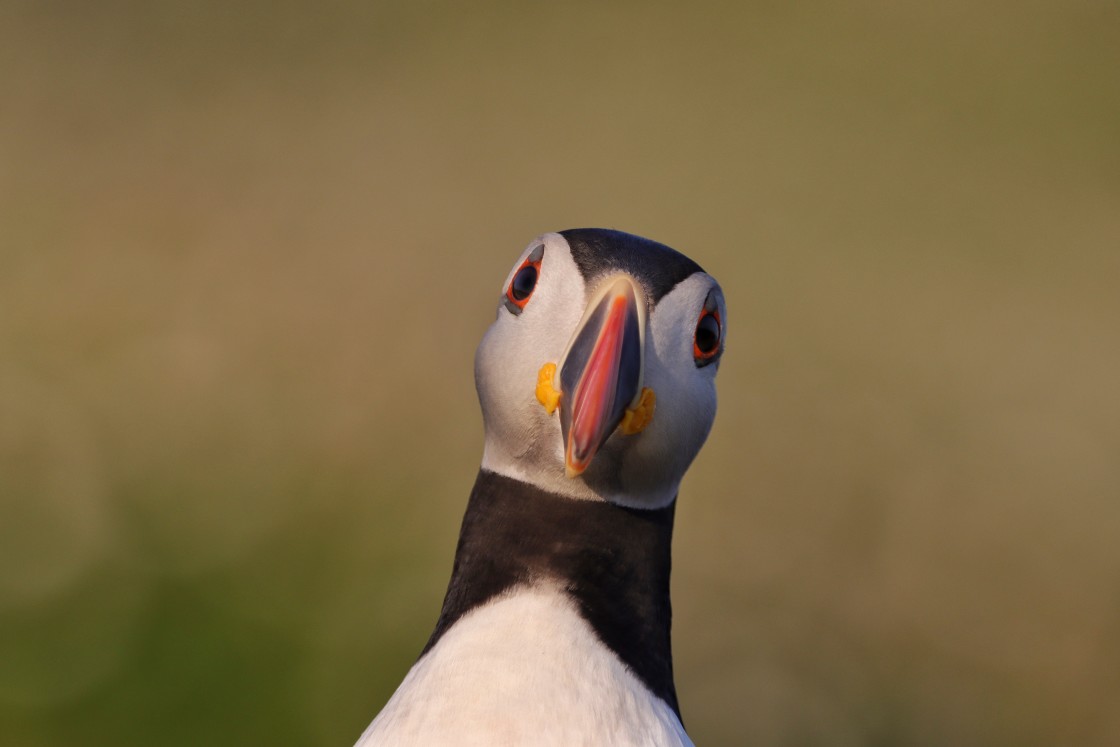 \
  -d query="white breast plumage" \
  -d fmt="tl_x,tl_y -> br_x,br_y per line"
357,585 -> 692,747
